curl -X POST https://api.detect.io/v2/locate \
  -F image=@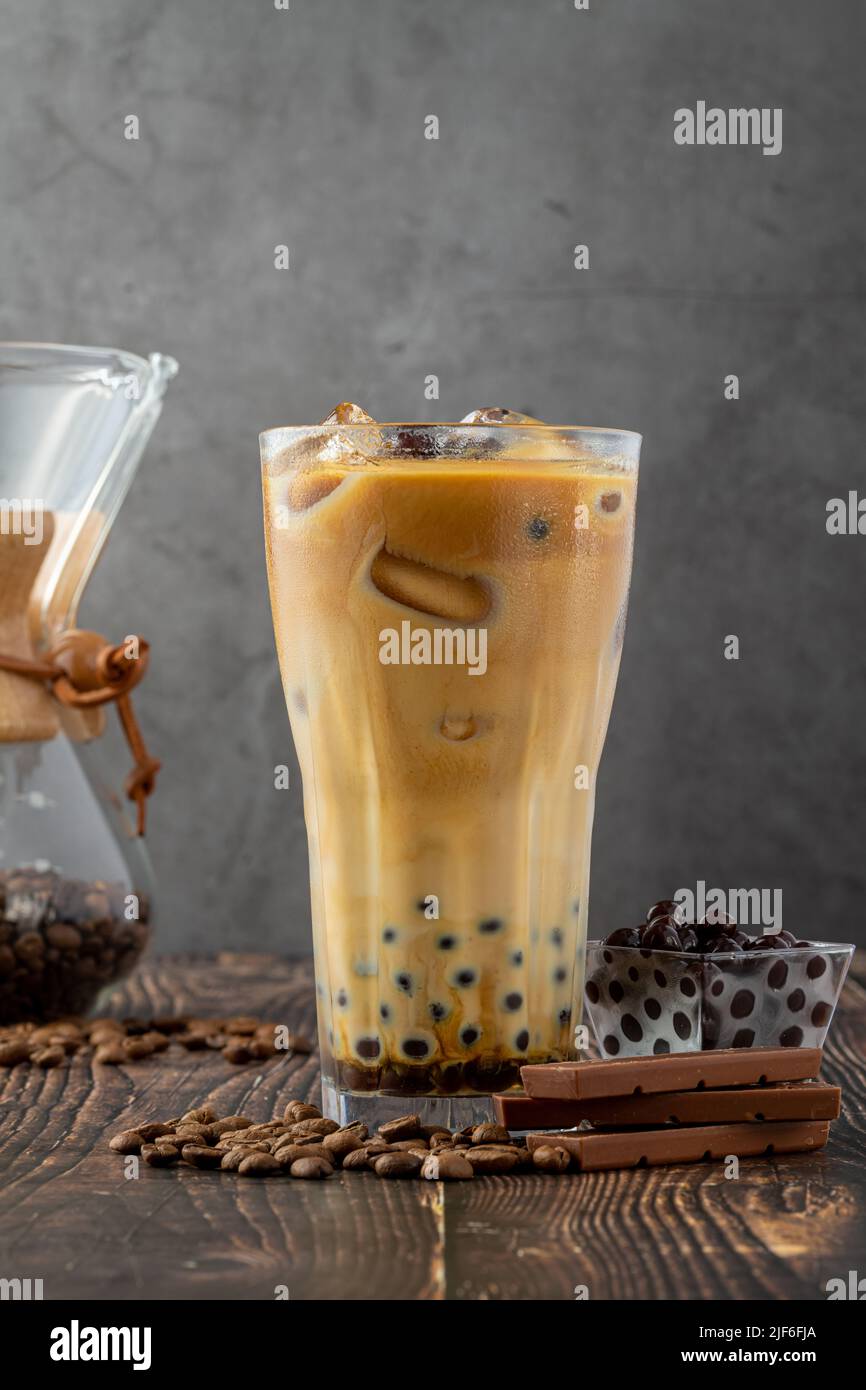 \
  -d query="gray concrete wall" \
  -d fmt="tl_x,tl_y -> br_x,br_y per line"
2,0 -> 863,950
